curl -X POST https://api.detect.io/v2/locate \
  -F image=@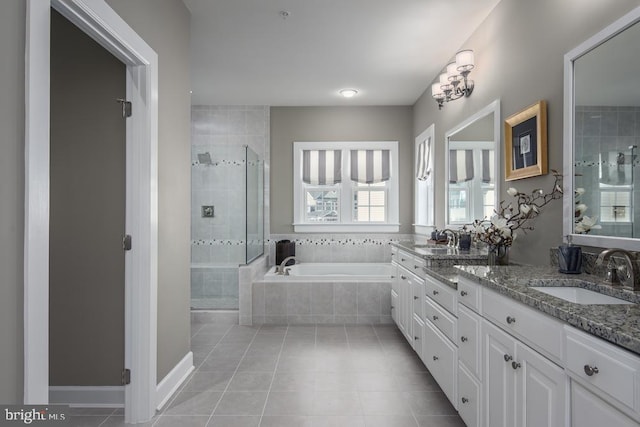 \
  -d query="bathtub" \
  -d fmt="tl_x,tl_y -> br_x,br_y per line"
264,262 -> 392,281
252,262 -> 393,325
